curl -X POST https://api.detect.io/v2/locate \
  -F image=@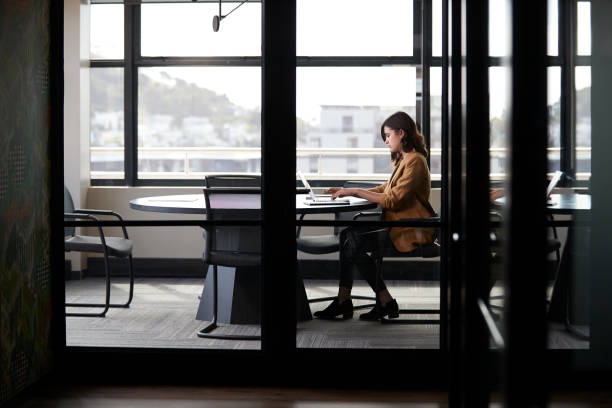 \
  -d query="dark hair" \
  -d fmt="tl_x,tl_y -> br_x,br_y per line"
380,111 -> 428,164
